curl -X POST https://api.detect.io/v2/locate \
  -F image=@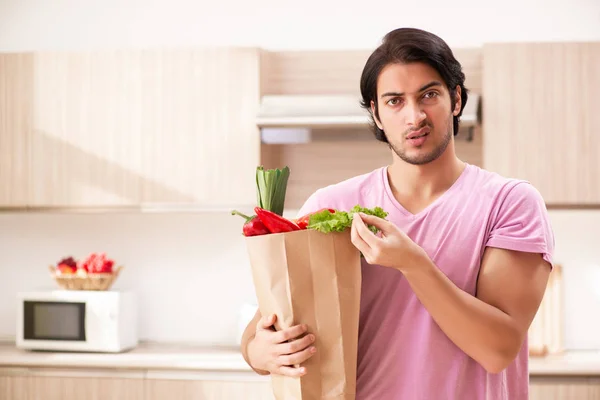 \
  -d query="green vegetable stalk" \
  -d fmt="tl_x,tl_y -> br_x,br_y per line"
255,166 -> 290,217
